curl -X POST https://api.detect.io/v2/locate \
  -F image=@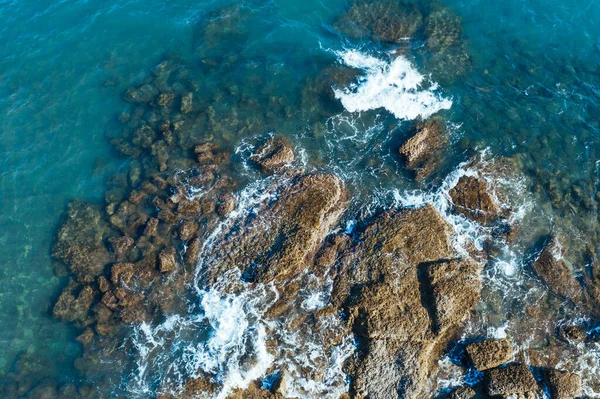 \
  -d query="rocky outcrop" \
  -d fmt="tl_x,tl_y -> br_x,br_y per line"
485,363 -> 538,397
465,338 -> 513,371
532,239 -> 581,300
341,205 -> 482,399
449,175 -> 501,224
250,136 -> 295,173
545,369 -> 581,399
334,0 -> 423,43
448,386 -> 475,399
52,201 -> 113,283
399,117 -> 447,181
